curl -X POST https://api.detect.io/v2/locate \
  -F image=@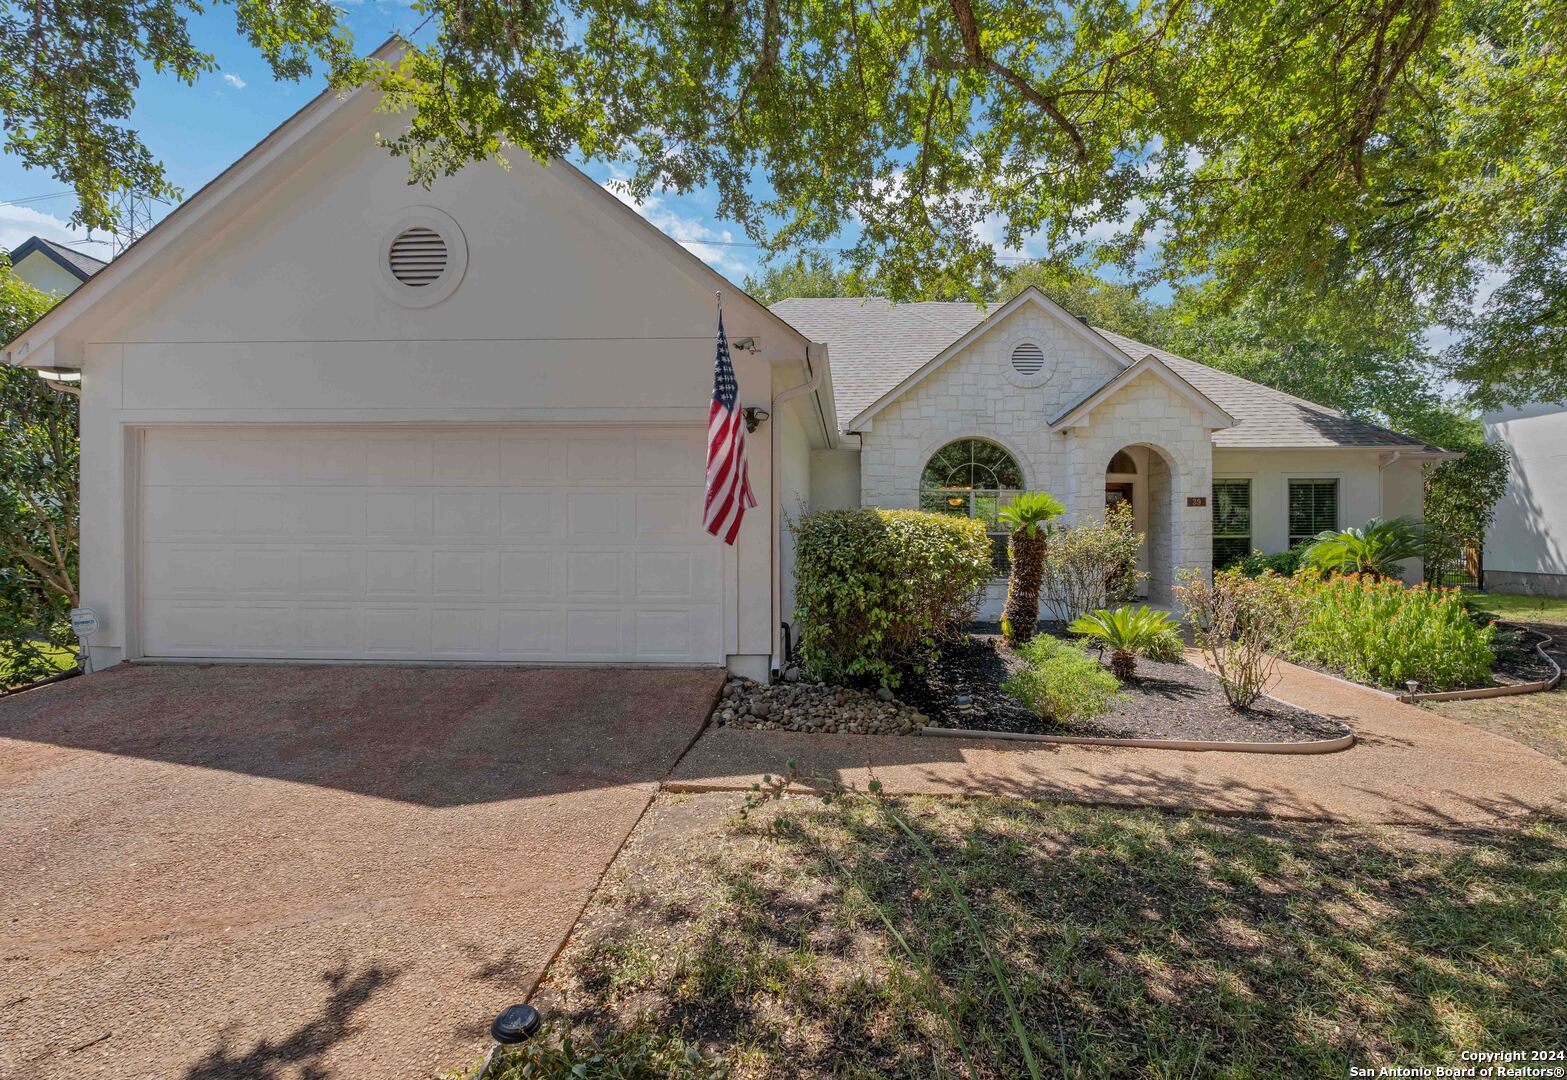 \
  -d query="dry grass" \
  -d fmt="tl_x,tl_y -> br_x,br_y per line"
517,791 -> 1567,1079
